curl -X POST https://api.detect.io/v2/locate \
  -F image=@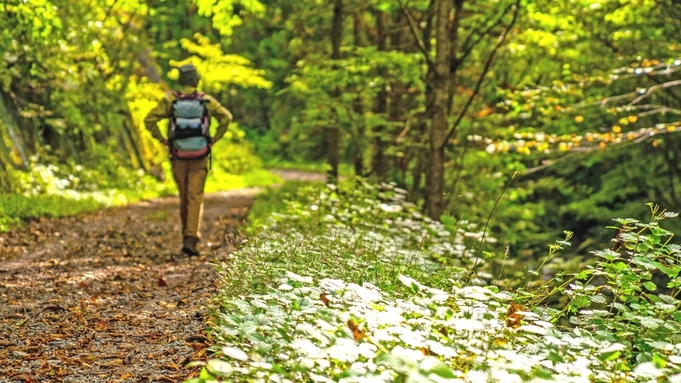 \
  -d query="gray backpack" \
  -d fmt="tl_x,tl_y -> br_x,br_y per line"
168,92 -> 210,159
